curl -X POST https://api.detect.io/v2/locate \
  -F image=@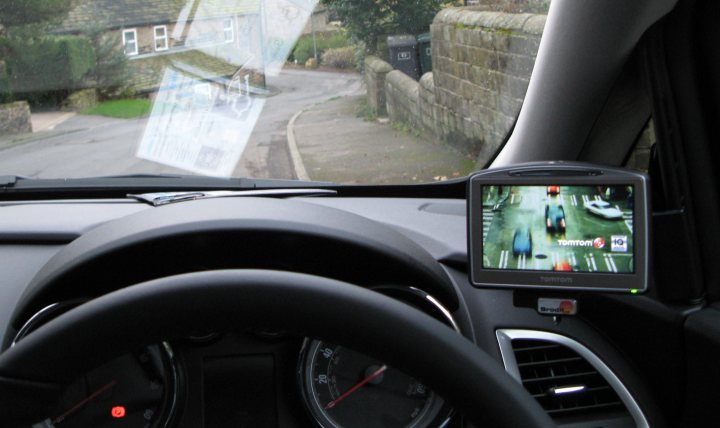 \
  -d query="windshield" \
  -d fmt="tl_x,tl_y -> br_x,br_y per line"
0,0 -> 549,184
